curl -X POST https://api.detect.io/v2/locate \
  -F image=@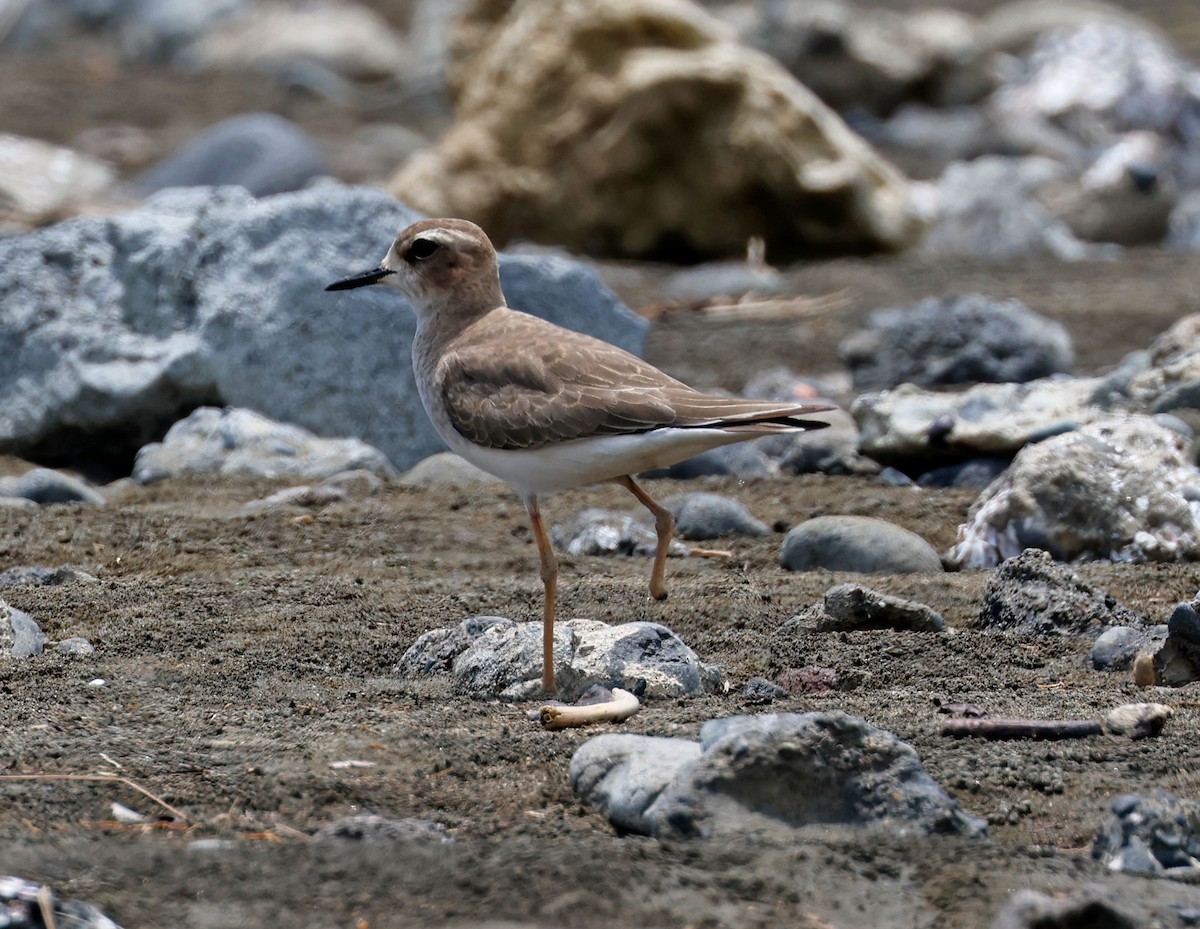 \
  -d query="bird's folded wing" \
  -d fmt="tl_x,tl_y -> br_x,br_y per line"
438,317 -> 830,450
